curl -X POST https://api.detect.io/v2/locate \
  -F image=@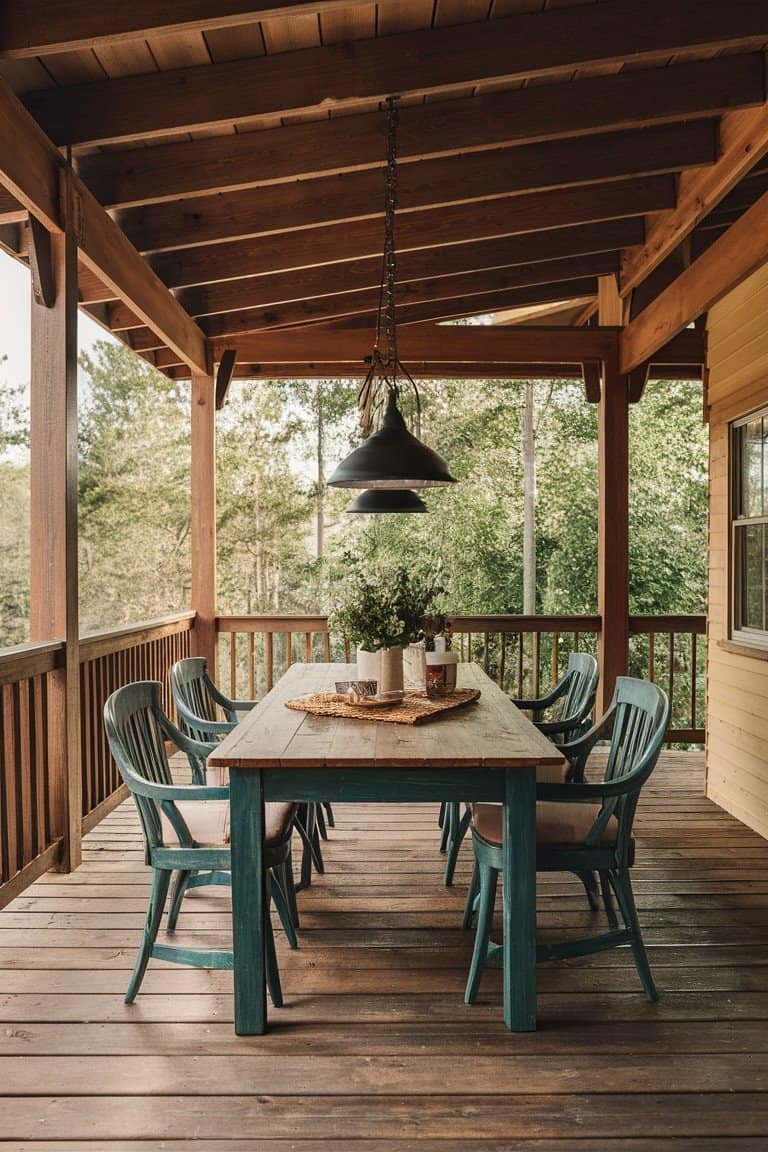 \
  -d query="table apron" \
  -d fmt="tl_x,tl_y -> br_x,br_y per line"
259,767 -> 511,803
